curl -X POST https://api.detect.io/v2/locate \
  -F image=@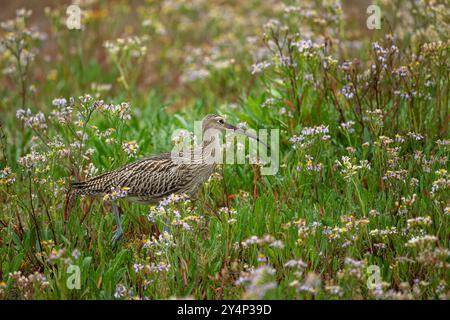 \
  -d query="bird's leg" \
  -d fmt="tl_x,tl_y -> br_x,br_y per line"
111,200 -> 123,244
